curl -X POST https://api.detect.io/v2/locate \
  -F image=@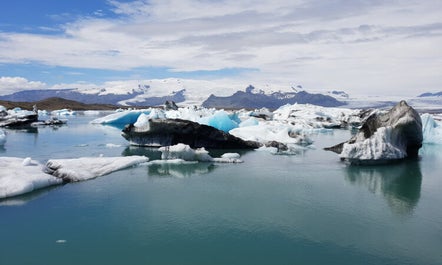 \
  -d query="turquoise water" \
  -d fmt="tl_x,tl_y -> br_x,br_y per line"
1,113 -> 441,265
